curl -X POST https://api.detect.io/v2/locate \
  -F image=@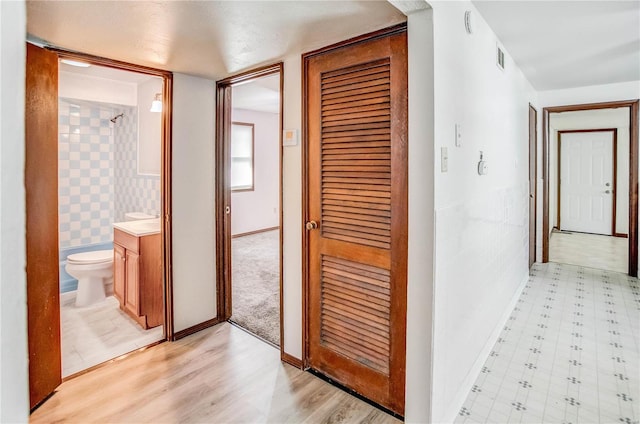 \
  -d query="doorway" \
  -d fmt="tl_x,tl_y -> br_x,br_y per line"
57,61 -> 166,376
215,65 -> 284,348
542,100 -> 639,276
302,24 -> 408,416
26,44 -> 173,409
